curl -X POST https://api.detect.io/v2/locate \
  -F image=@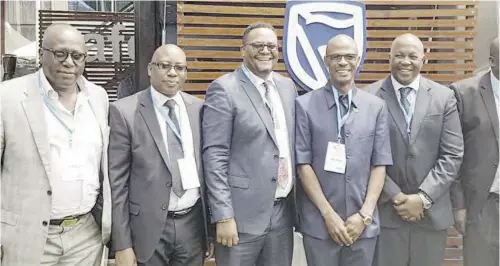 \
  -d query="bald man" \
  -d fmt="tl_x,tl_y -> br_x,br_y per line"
295,35 -> 392,266
449,37 -> 499,266
0,24 -> 111,265
366,33 -> 463,266
109,44 -> 210,266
